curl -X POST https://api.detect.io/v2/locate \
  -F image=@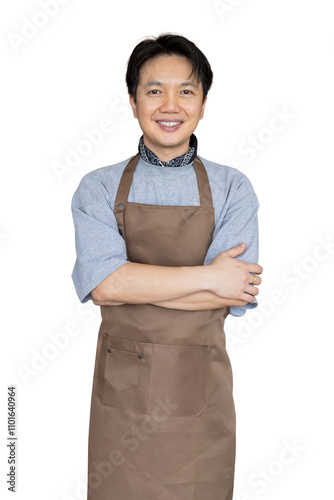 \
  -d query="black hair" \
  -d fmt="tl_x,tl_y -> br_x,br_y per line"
126,33 -> 213,104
